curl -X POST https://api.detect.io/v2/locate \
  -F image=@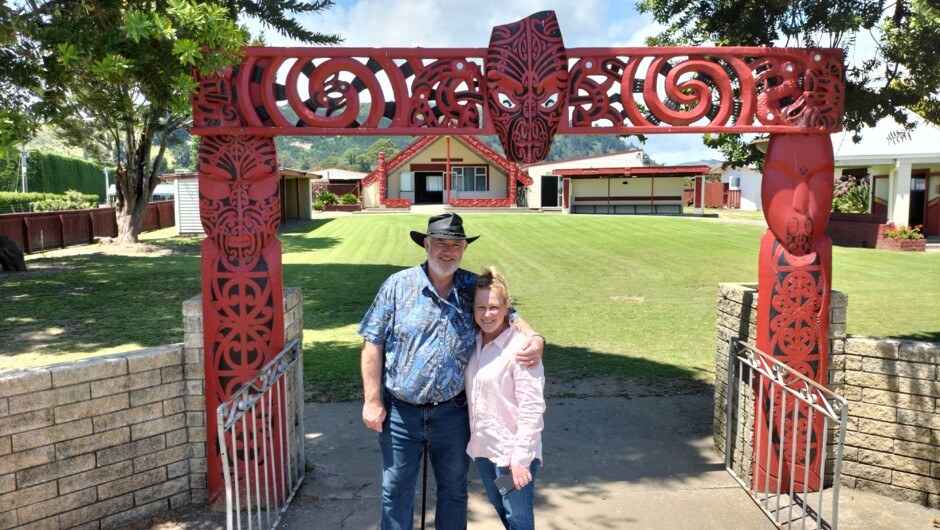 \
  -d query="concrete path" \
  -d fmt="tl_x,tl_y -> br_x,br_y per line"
151,393 -> 939,530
